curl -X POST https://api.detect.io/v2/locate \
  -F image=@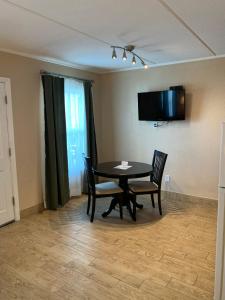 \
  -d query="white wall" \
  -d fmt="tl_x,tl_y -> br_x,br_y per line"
100,58 -> 225,200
